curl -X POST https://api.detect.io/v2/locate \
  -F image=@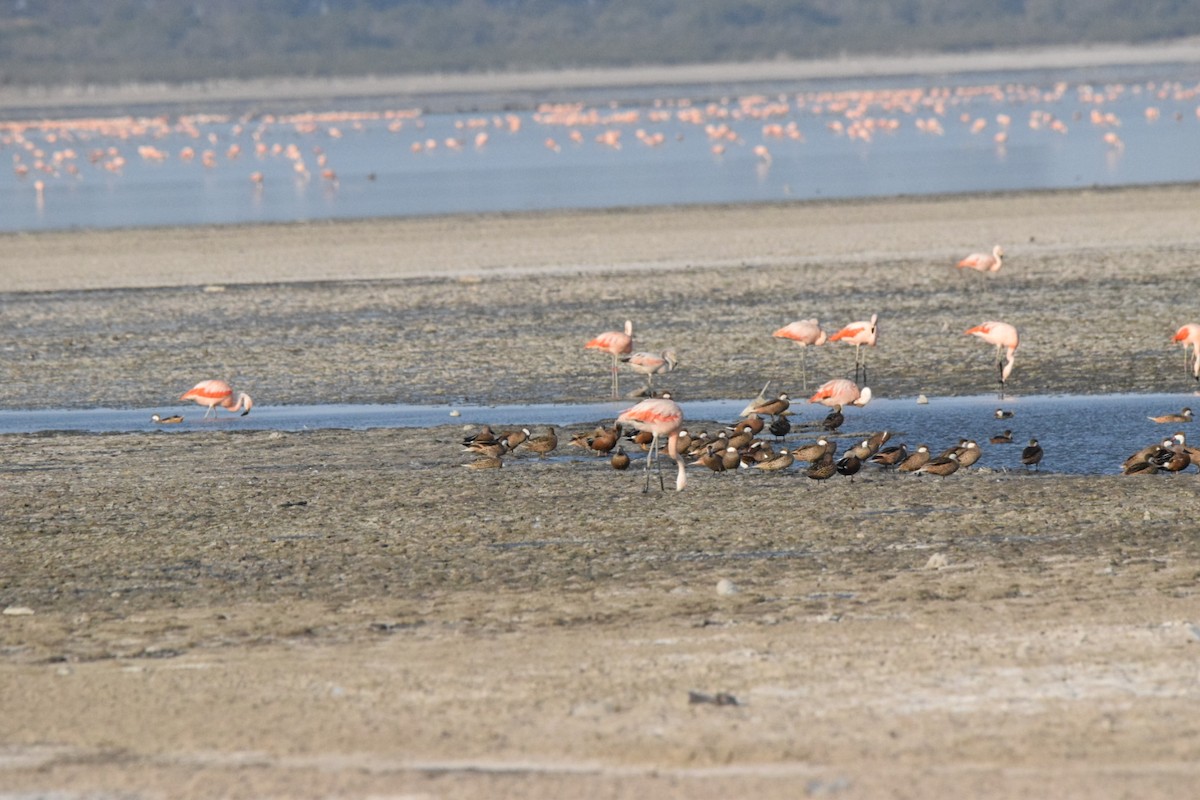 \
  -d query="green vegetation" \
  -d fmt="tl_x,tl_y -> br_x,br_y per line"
2,0 -> 1199,87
